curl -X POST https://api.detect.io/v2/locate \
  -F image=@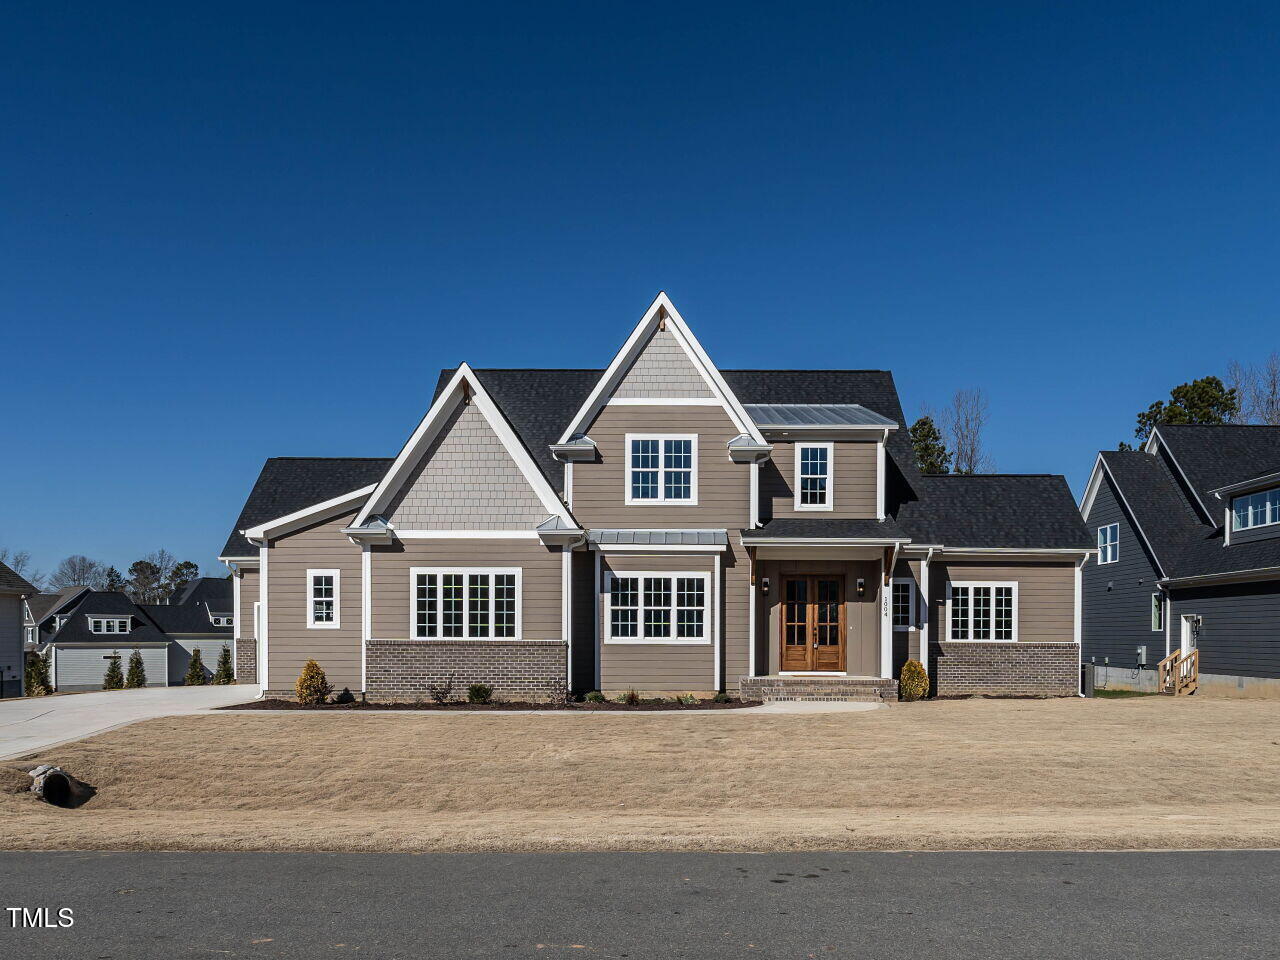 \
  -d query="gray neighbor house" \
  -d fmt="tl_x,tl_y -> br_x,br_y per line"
0,561 -> 36,697
1081,424 -> 1280,695
220,293 -> 1092,702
